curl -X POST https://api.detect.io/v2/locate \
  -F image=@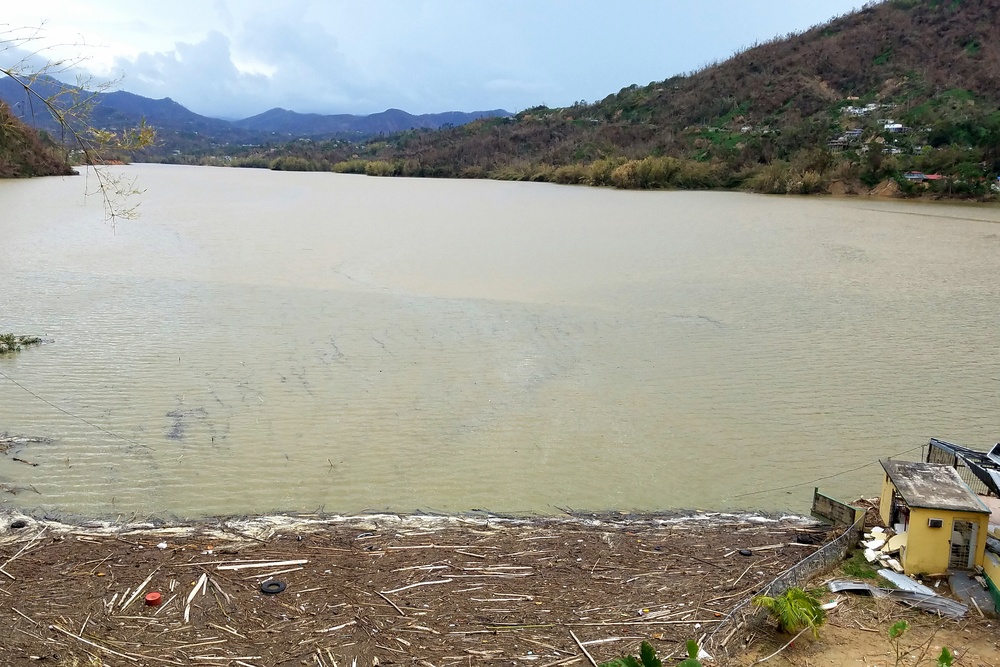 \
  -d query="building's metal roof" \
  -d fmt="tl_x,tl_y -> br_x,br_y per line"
928,438 -> 1000,497
880,459 -> 990,514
